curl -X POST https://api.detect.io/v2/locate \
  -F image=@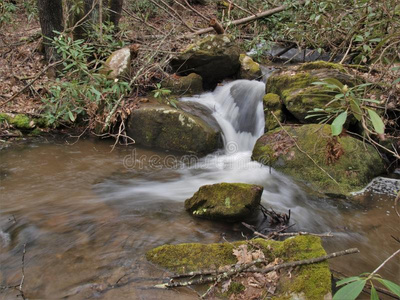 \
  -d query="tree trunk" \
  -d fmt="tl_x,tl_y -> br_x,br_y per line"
37,0 -> 64,62
109,0 -> 123,28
